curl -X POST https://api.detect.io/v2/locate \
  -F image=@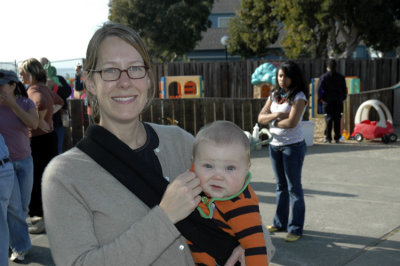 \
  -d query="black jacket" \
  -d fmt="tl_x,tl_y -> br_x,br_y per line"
317,72 -> 347,103
53,75 -> 72,127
